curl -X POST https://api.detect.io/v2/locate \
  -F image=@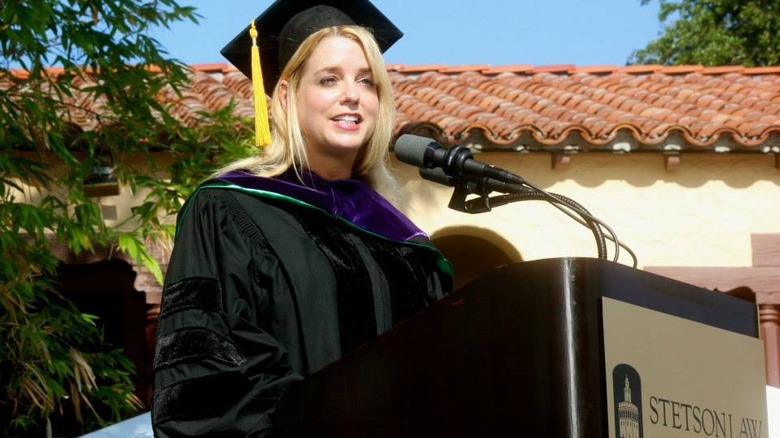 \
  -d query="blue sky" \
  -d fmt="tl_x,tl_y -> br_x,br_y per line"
152,0 -> 664,67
